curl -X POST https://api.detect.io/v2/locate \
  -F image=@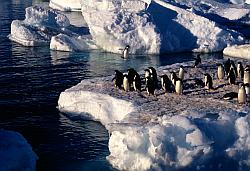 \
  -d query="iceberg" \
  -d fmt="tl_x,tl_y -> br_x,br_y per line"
0,130 -> 38,171
49,0 -> 81,12
223,44 -> 250,59
58,58 -> 250,170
